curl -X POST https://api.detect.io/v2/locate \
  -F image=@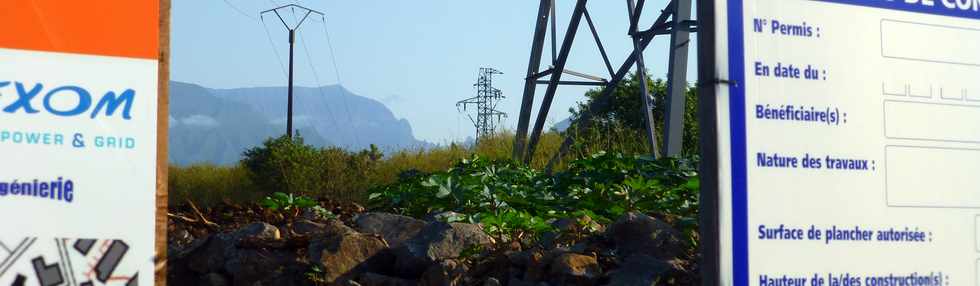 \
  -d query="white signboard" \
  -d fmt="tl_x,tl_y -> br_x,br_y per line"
713,0 -> 980,285
0,2 -> 163,285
